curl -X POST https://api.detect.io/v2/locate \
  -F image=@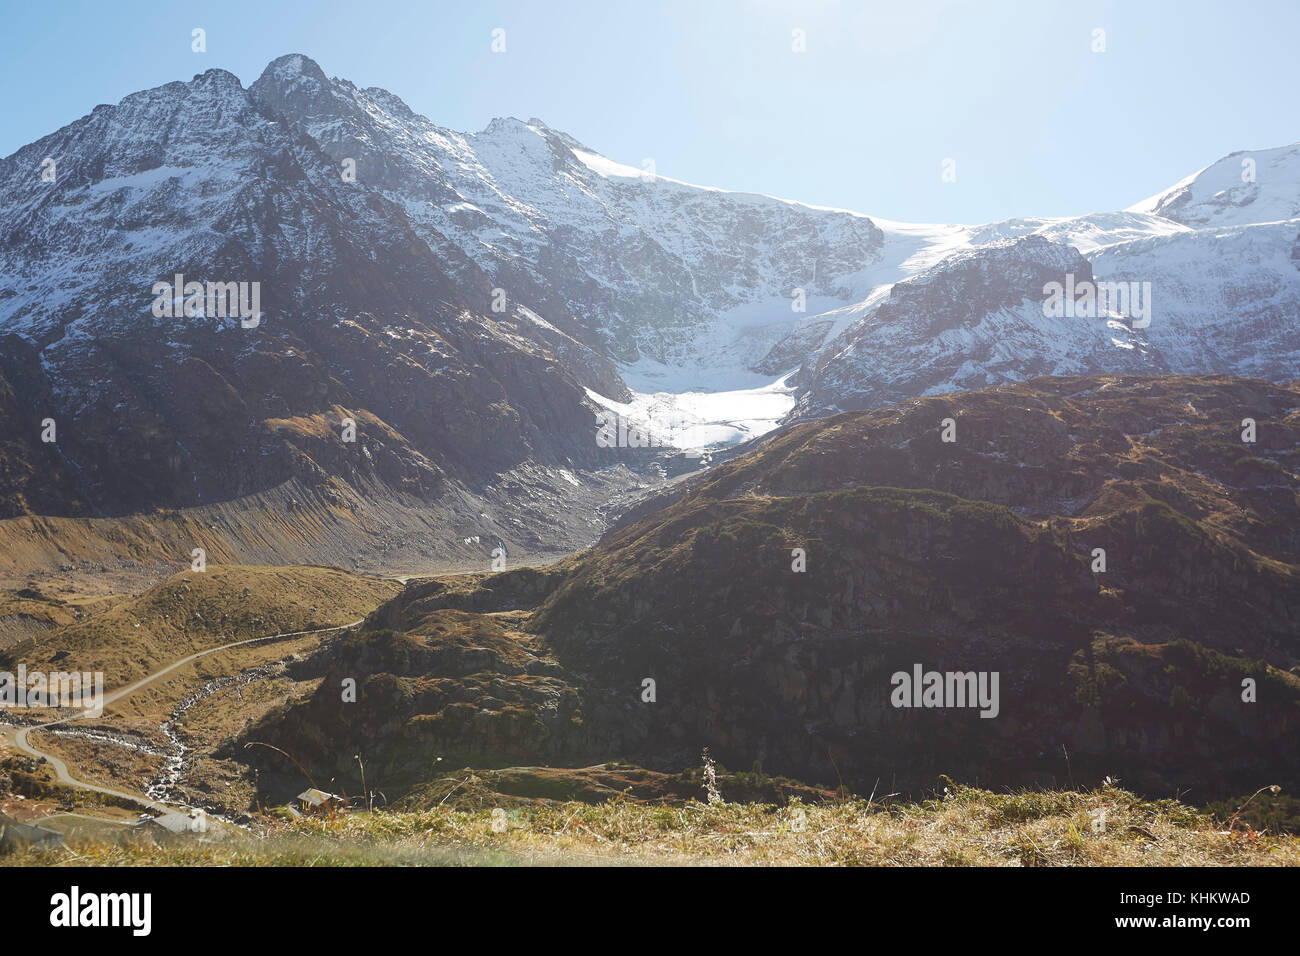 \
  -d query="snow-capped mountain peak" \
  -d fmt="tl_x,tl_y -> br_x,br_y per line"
1127,142 -> 1300,228
249,56 -> 888,377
